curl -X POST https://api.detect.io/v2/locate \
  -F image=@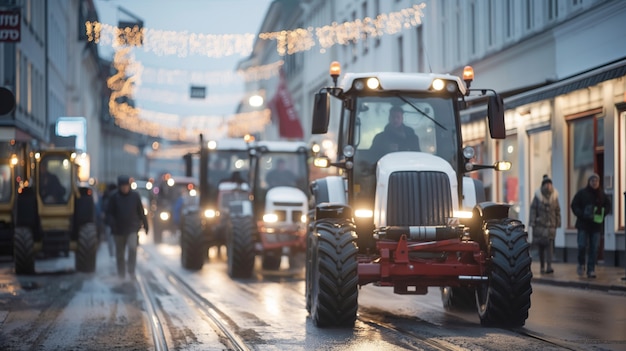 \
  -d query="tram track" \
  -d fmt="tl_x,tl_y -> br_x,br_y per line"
136,247 -> 249,351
